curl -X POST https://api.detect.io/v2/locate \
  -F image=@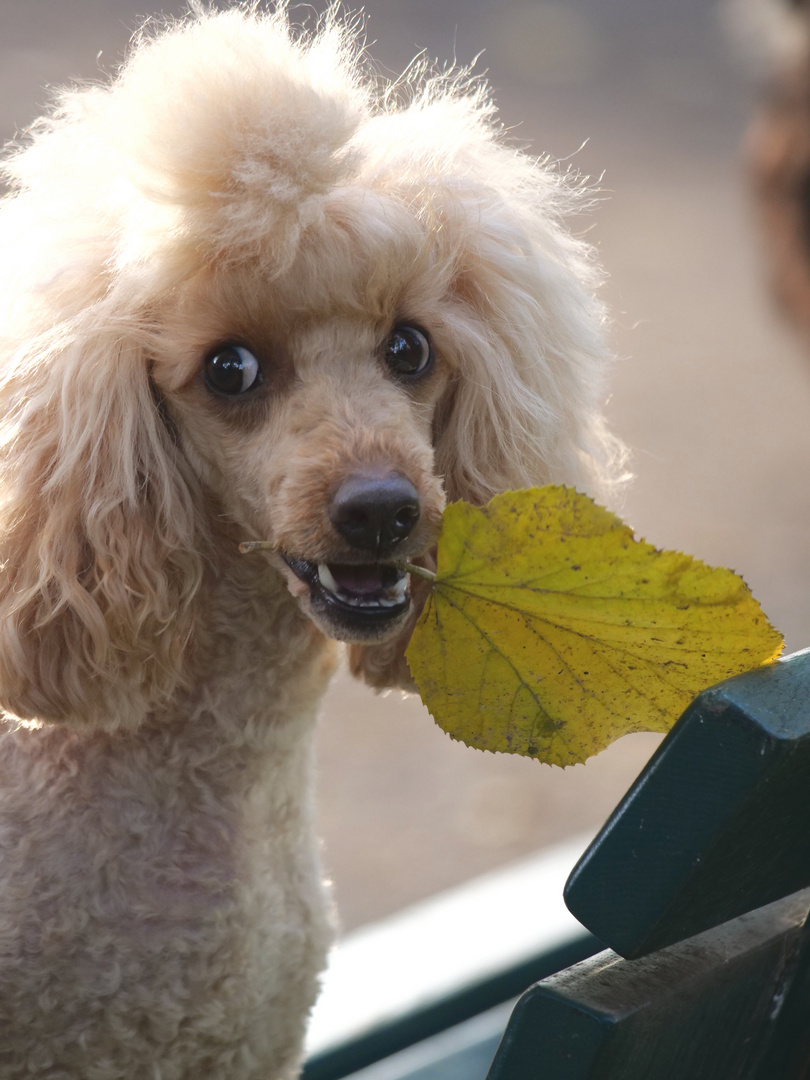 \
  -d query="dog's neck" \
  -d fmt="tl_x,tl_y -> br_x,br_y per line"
0,545 -> 336,951
153,538 -> 337,752
0,548 -> 337,867
6,537 -> 336,759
